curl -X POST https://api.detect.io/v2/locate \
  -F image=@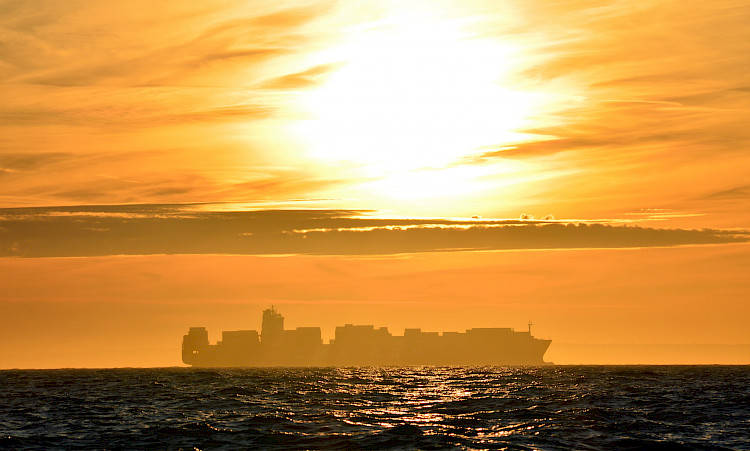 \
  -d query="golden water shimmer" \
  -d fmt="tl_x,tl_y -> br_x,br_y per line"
1,0 -> 749,368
